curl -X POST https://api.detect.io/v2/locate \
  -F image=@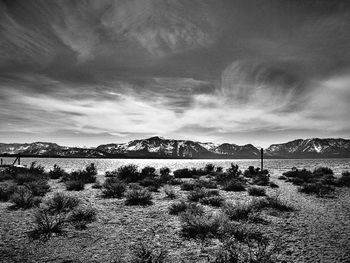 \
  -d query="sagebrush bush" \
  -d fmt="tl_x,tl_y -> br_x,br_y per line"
252,173 -> 270,186
68,207 -> 97,230
180,181 -> 199,191
139,177 -> 162,192
164,186 -> 176,199
105,170 -> 119,177
263,196 -> 294,212
140,166 -> 156,179
65,180 -> 85,191
200,196 -> 225,207
10,186 -> 40,209
49,164 -> 67,179
223,179 -> 246,192
180,210 -> 224,239
92,181 -> 102,189
198,179 -> 218,189
205,163 -> 215,173
117,164 -> 140,182
337,171 -> 350,187
248,187 -> 266,196
130,242 -> 167,263
169,201 -> 204,215
159,167 -> 172,183
187,187 -> 219,202
25,179 -> 50,196
102,177 -> 126,198
0,182 -> 17,202
269,182 -> 279,188
223,202 -> 255,221
313,167 -> 333,177
174,168 -> 193,178
168,178 -> 183,185
46,193 -> 80,213
299,182 -> 334,196
125,188 -> 153,206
